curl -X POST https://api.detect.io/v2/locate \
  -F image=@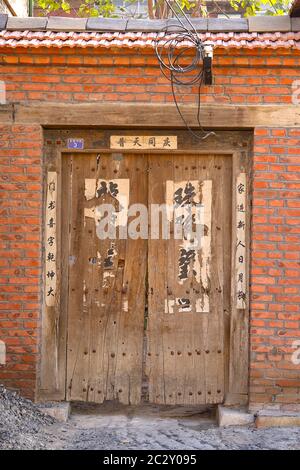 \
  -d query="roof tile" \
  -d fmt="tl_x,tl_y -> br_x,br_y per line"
127,19 -> 167,32
0,30 -> 299,50
168,18 -> 208,32
47,17 -> 87,32
207,18 -> 248,32
6,17 -> 47,31
291,18 -> 300,31
0,14 -> 8,31
249,15 -> 291,33
87,18 -> 128,32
